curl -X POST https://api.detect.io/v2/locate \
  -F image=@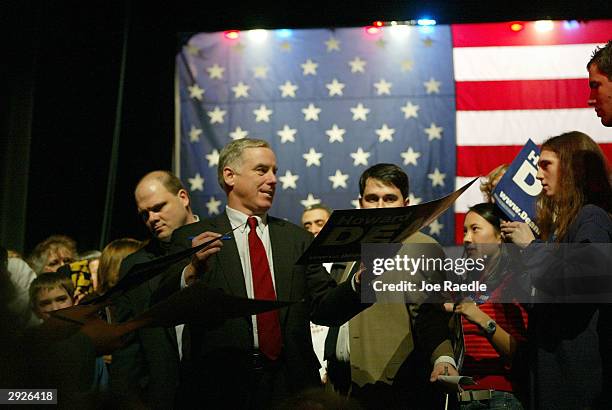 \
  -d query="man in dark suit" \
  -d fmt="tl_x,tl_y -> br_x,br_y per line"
168,138 -> 365,409
109,170 -> 199,408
